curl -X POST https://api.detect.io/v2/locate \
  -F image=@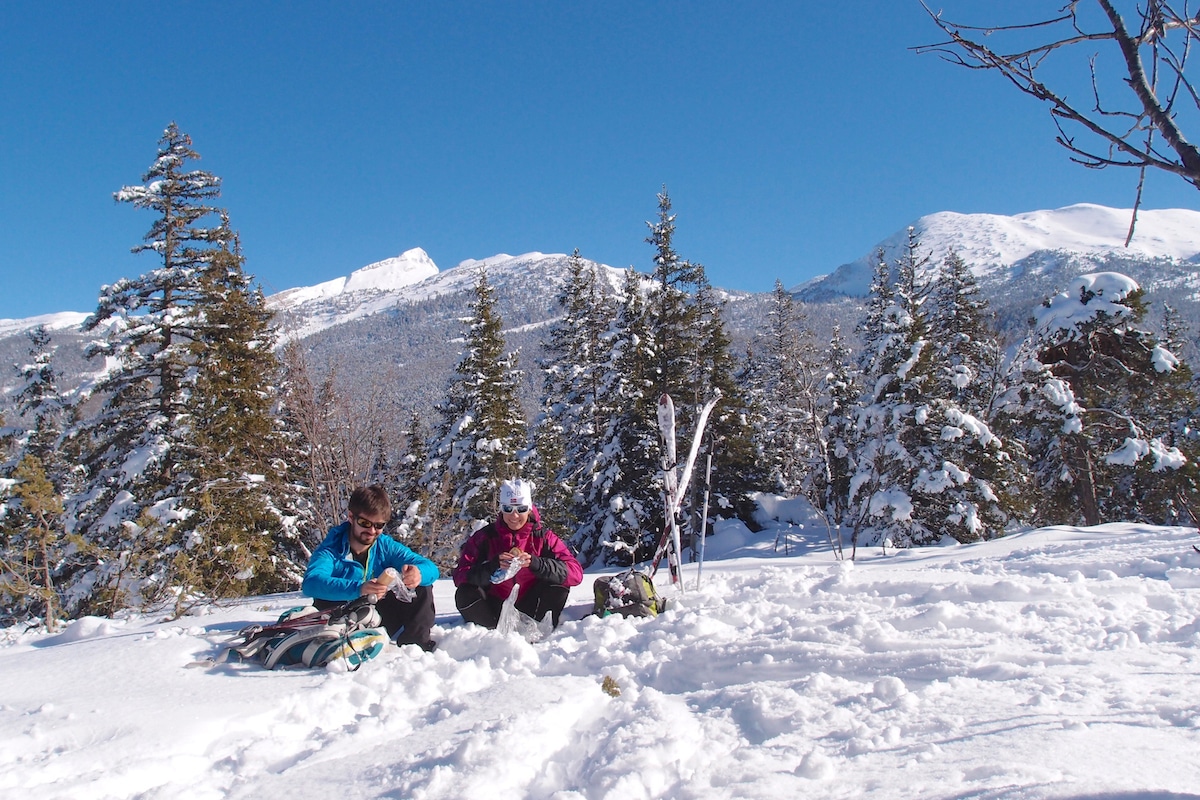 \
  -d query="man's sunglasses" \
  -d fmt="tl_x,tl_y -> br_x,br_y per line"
501,504 -> 530,514
354,516 -> 388,531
